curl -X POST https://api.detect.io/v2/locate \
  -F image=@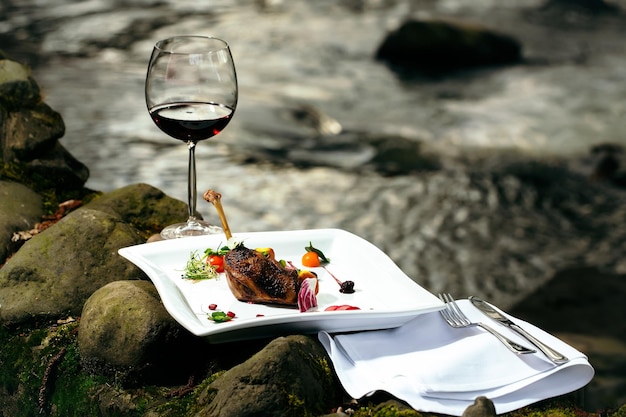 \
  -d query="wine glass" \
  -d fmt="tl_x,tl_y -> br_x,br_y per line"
145,36 -> 238,239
